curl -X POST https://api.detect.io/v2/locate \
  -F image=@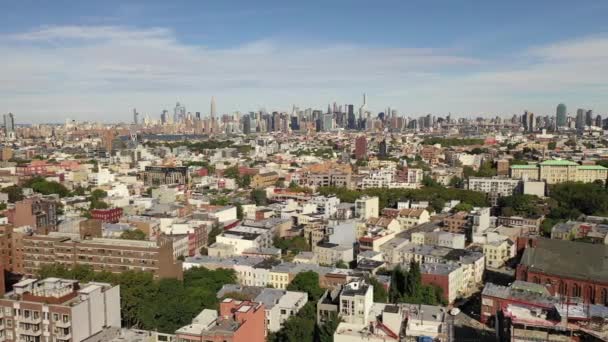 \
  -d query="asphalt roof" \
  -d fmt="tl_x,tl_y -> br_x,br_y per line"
520,238 -> 608,282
